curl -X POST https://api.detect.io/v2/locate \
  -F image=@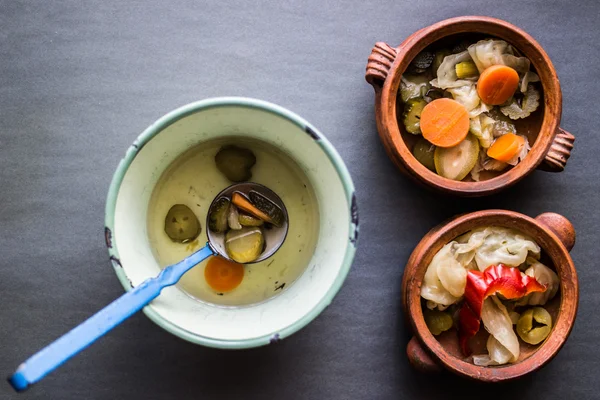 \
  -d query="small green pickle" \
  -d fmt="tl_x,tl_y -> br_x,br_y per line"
424,309 -> 453,336
516,307 -> 552,345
